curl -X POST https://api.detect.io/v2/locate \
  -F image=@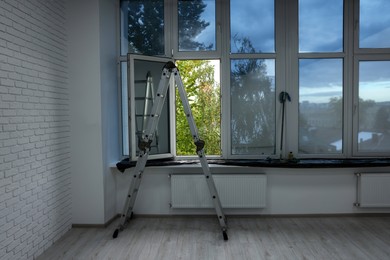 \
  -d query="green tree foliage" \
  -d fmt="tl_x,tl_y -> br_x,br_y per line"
230,37 -> 275,154
176,60 -> 221,155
